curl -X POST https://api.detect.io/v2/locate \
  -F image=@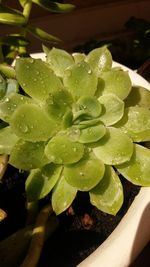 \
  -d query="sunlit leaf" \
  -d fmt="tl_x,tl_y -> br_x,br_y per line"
52,173 -> 77,215
45,134 -> 84,164
9,139 -> 50,170
26,164 -> 62,201
90,166 -> 123,215
63,61 -> 98,100
44,88 -> 73,122
10,103 -> 58,141
47,47 -> 74,77
64,155 -> 105,191
77,96 -> 102,118
116,144 -> 150,186
78,123 -> 106,144
0,126 -> 19,154
98,93 -> 124,126
0,93 -> 31,123
115,106 -> 150,142
72,52 -> 86,63
15,58 -> 63,101
125,86 -> 150,109
86,46 -> 112,75
93,127 -> 133,165
98,69 -> 132,100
